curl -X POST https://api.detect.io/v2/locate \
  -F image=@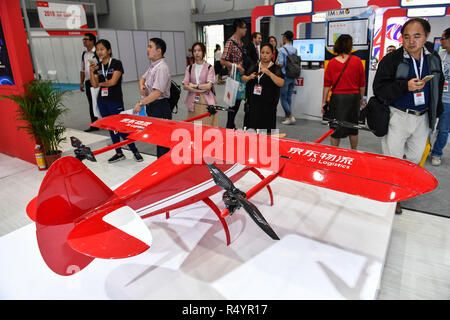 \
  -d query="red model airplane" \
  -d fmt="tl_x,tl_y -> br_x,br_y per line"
25,107 -> 437,276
